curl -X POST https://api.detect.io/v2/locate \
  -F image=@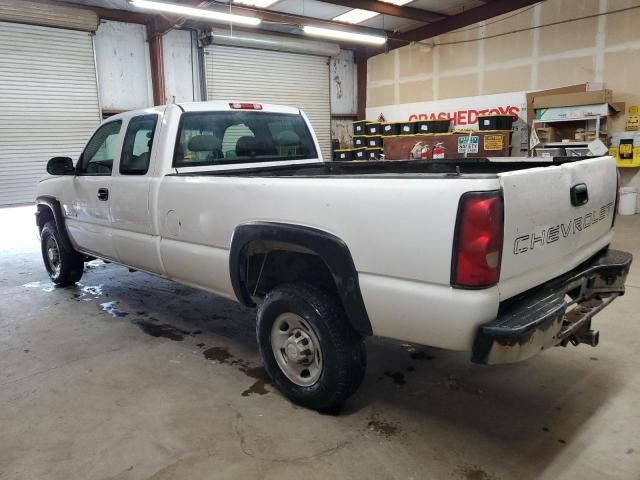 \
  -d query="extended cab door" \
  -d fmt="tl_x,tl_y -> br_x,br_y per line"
109,113 -> 164,274
61,120 -> 122,260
